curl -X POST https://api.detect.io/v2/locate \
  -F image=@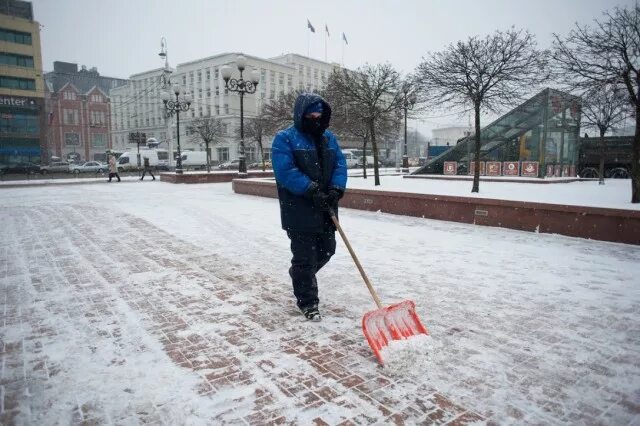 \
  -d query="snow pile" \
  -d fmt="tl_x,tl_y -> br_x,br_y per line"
380,334 -> 436,376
